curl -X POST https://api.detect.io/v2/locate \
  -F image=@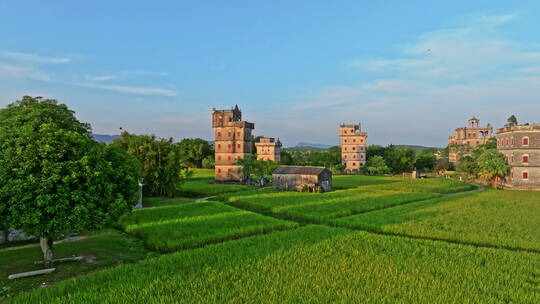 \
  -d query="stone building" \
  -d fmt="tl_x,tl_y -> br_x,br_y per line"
448,117 -> 494,162
272,166 -> 332,192
212,105 -> 254,182
339,124 -> 367,172
496,124 -> 540,190
255,137 -> 282,162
